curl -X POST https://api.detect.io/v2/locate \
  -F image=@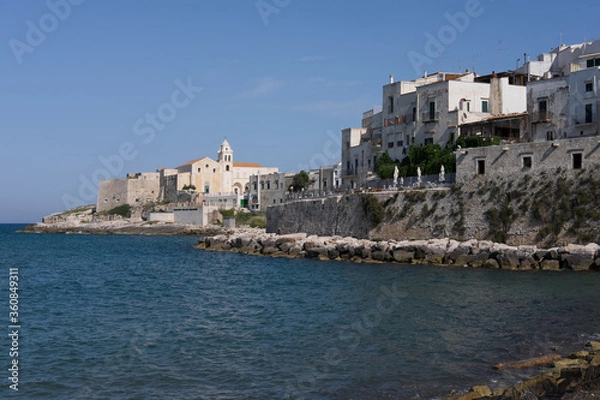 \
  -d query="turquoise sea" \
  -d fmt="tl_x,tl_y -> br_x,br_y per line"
1,223 -> 600,399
